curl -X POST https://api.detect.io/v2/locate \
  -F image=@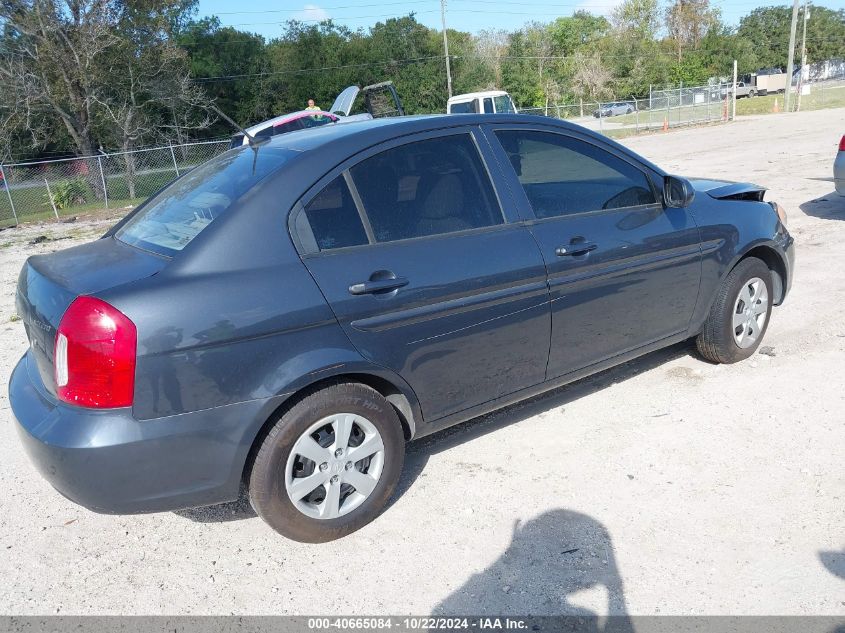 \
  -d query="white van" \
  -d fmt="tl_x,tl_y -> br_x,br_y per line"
447,90 -> 517,115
